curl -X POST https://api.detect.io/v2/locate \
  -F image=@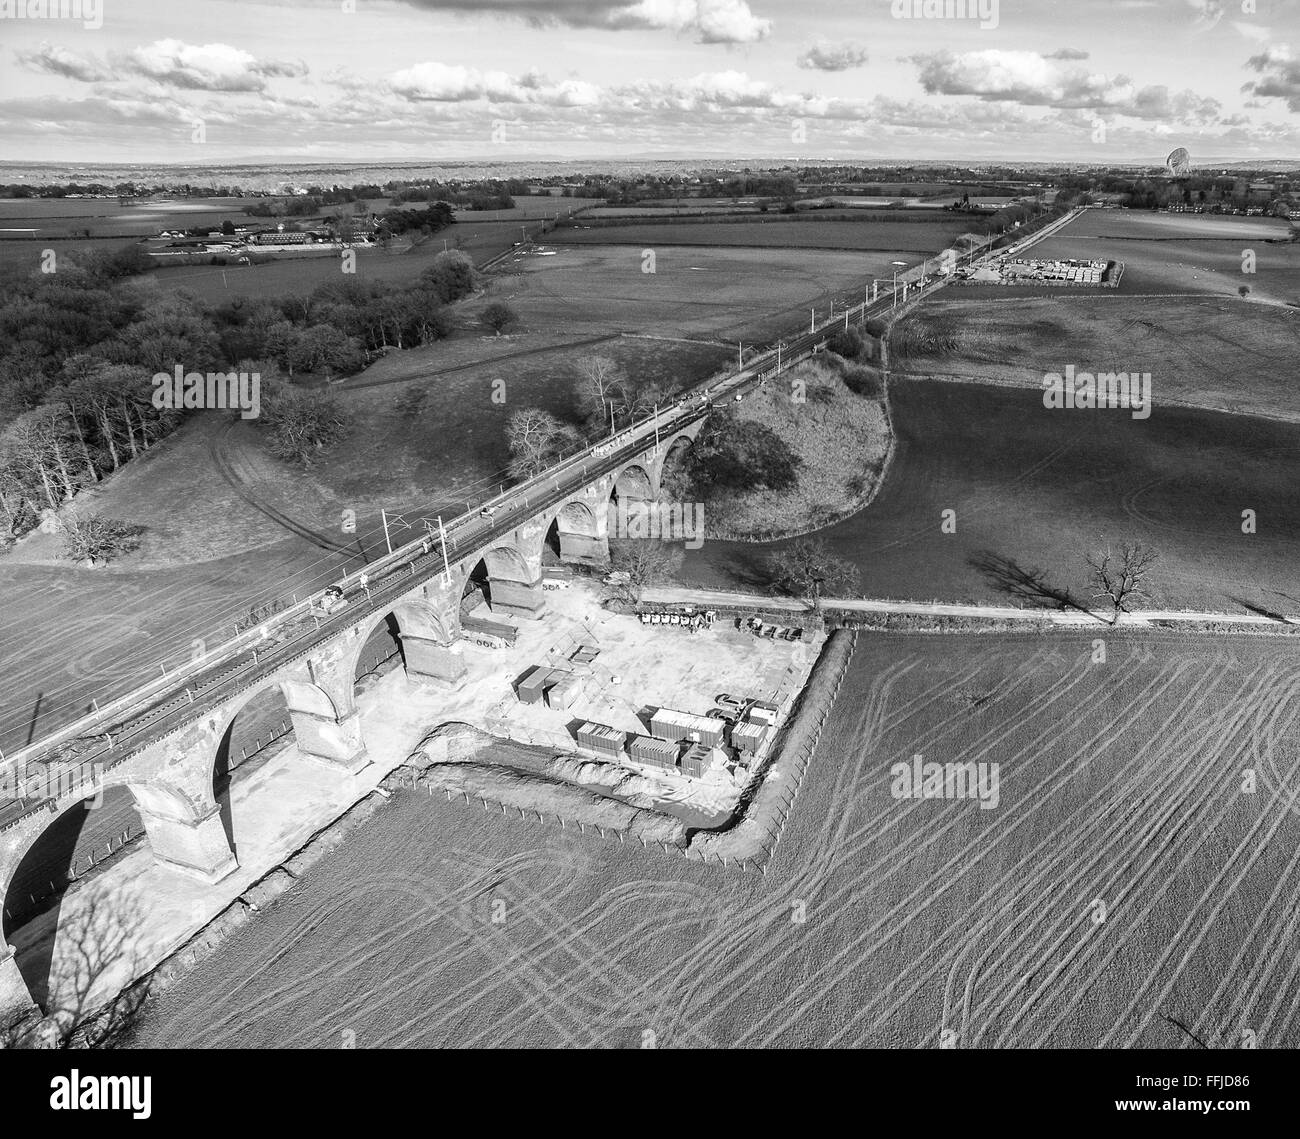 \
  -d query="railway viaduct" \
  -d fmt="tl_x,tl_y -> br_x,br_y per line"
0,420 -> 704,1022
